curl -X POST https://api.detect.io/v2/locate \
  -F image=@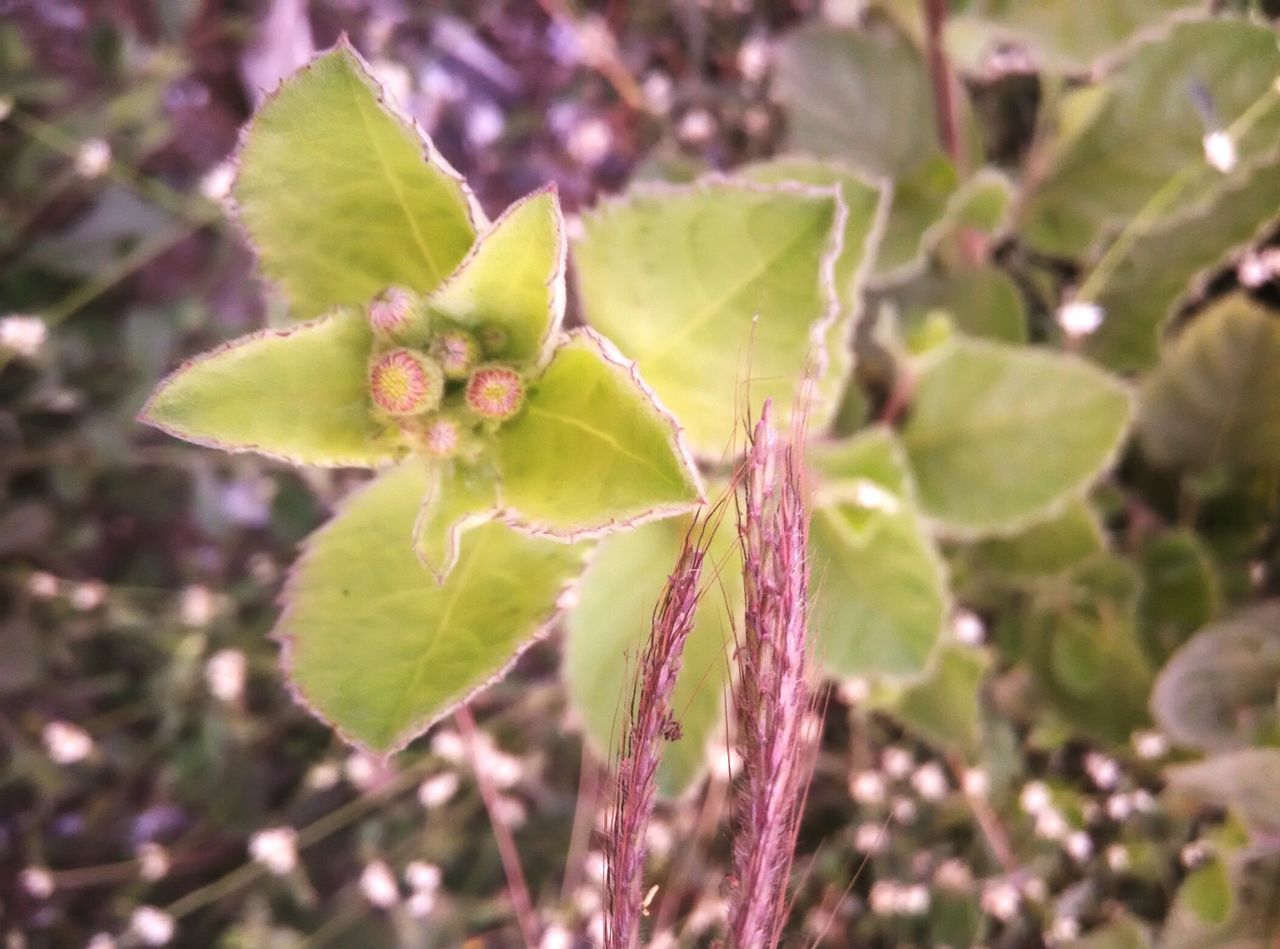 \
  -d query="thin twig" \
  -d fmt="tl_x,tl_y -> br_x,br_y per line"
946,752 -> 1019,875
455,705 -> 540,947
561,742 -> 602,901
